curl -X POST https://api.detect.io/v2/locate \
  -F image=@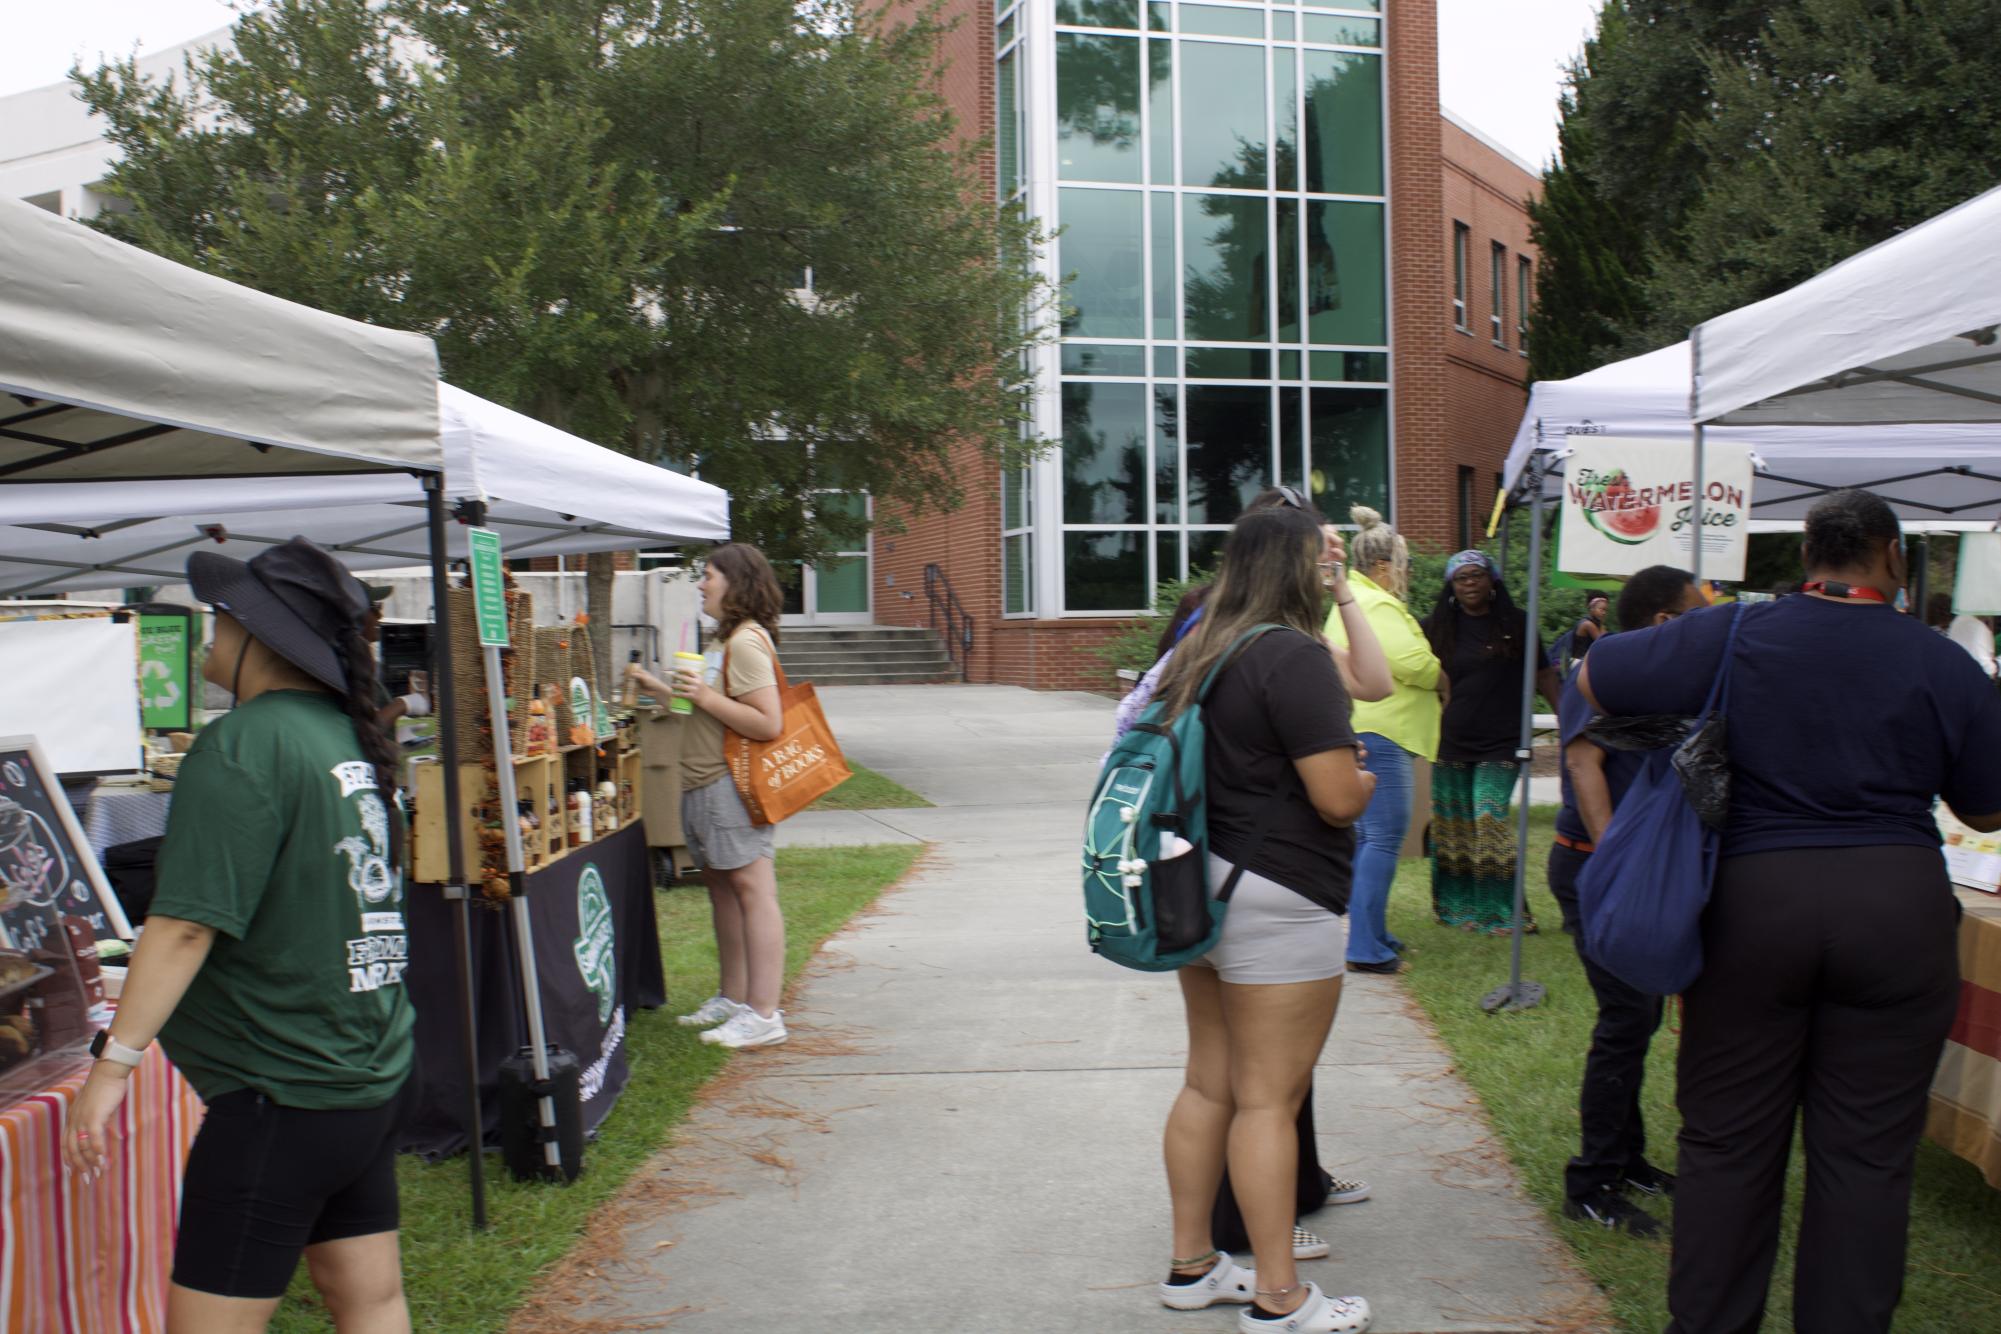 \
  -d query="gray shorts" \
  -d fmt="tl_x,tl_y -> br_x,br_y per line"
1194,853 -> 1348,985
681,777 -> 775,872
